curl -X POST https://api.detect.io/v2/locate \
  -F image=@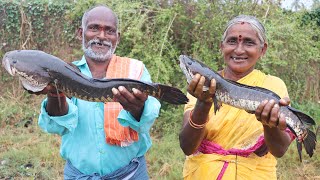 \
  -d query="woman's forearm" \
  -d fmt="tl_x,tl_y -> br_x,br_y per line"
263,125 -> 291,157
179,101 -> 212,155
